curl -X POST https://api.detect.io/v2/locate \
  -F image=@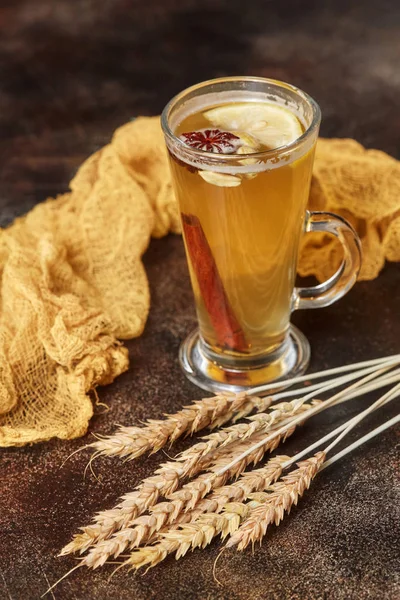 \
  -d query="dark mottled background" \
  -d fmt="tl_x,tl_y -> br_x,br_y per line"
0,1 -> 399,599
